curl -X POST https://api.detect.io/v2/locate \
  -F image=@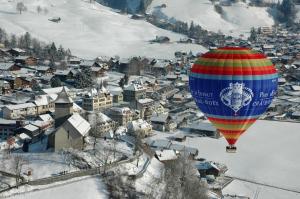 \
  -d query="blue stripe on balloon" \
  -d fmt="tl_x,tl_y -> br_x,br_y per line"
189,72 -> 278,81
